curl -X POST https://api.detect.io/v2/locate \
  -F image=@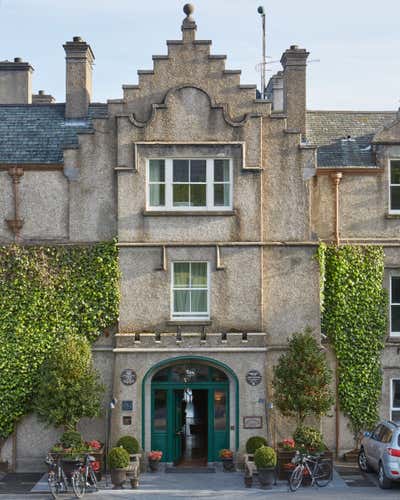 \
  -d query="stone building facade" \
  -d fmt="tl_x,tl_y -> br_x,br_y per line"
1,5 -> 400,471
